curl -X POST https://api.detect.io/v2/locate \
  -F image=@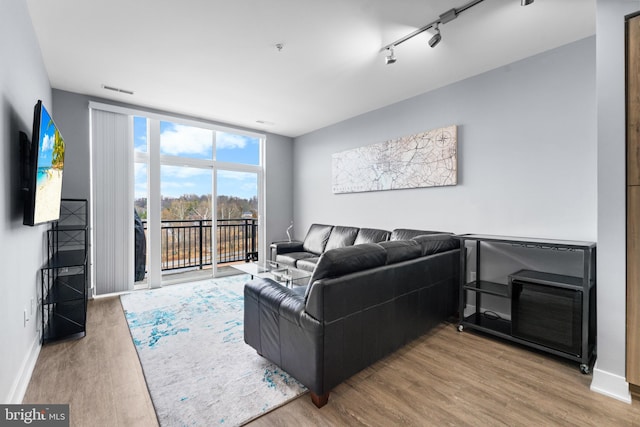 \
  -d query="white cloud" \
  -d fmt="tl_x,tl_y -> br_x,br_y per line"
162,165 -> 211,180
217,170 -> 253,180
41,133 -> 54,151
135,163 -> 147,177
160,123 -> 213,156
160,165 -> 211,197
217,132 -> 249,150
217,170 -> 257,199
